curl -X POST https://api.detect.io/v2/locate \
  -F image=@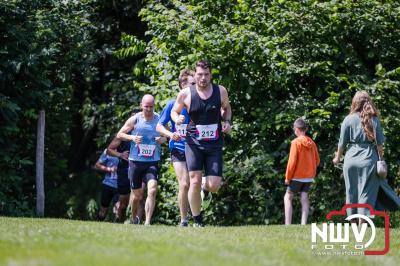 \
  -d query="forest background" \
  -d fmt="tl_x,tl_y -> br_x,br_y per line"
1,0 -> 400,225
